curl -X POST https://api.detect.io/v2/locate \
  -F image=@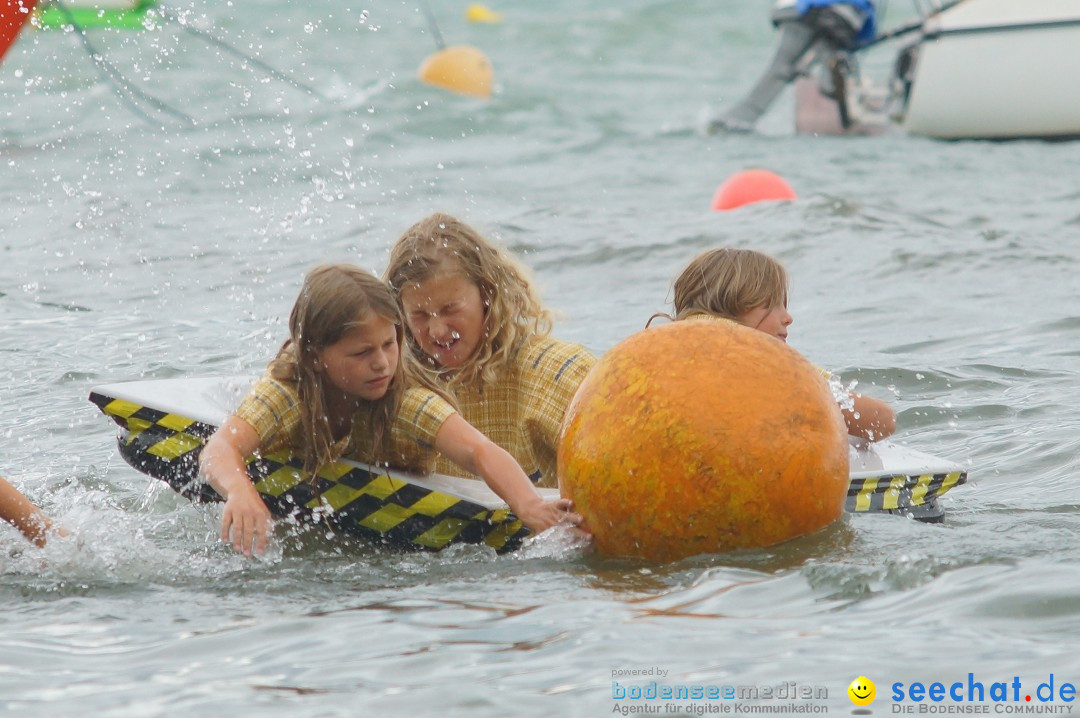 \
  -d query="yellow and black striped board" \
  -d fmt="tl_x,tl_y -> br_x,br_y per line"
846,440 -> 967,522
88,377 -> 970,549
88,378 -> 531,553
